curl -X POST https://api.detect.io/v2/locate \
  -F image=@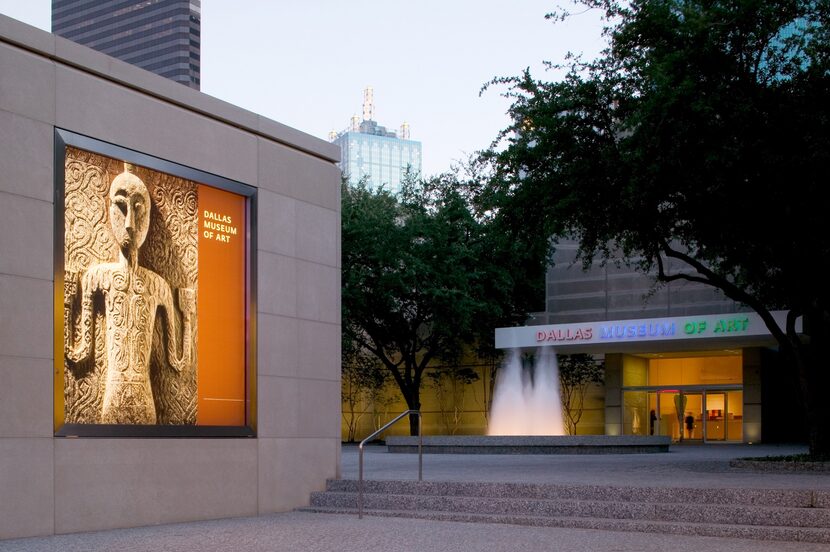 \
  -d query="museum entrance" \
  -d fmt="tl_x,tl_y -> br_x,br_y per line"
621,351 -> 744,443
645,389 -> 743,442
